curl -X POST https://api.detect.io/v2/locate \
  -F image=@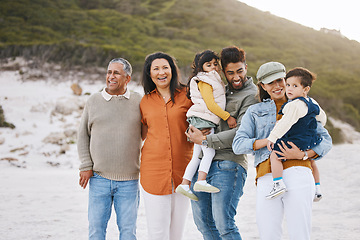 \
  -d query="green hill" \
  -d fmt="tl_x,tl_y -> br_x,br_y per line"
1,0 -> 360,140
